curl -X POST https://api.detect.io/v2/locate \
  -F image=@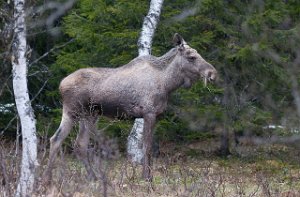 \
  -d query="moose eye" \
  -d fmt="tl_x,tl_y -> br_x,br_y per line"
187,56 -> 196,62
